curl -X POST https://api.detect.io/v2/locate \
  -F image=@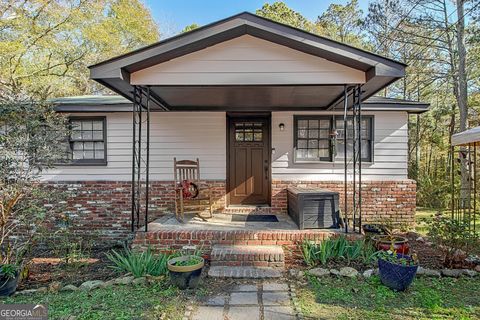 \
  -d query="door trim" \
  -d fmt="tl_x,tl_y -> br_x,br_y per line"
226,113 -> 271,207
